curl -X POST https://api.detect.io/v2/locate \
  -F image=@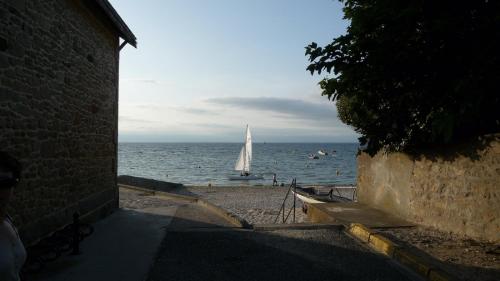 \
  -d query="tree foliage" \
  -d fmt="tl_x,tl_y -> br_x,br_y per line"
306,0 -> 500,154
